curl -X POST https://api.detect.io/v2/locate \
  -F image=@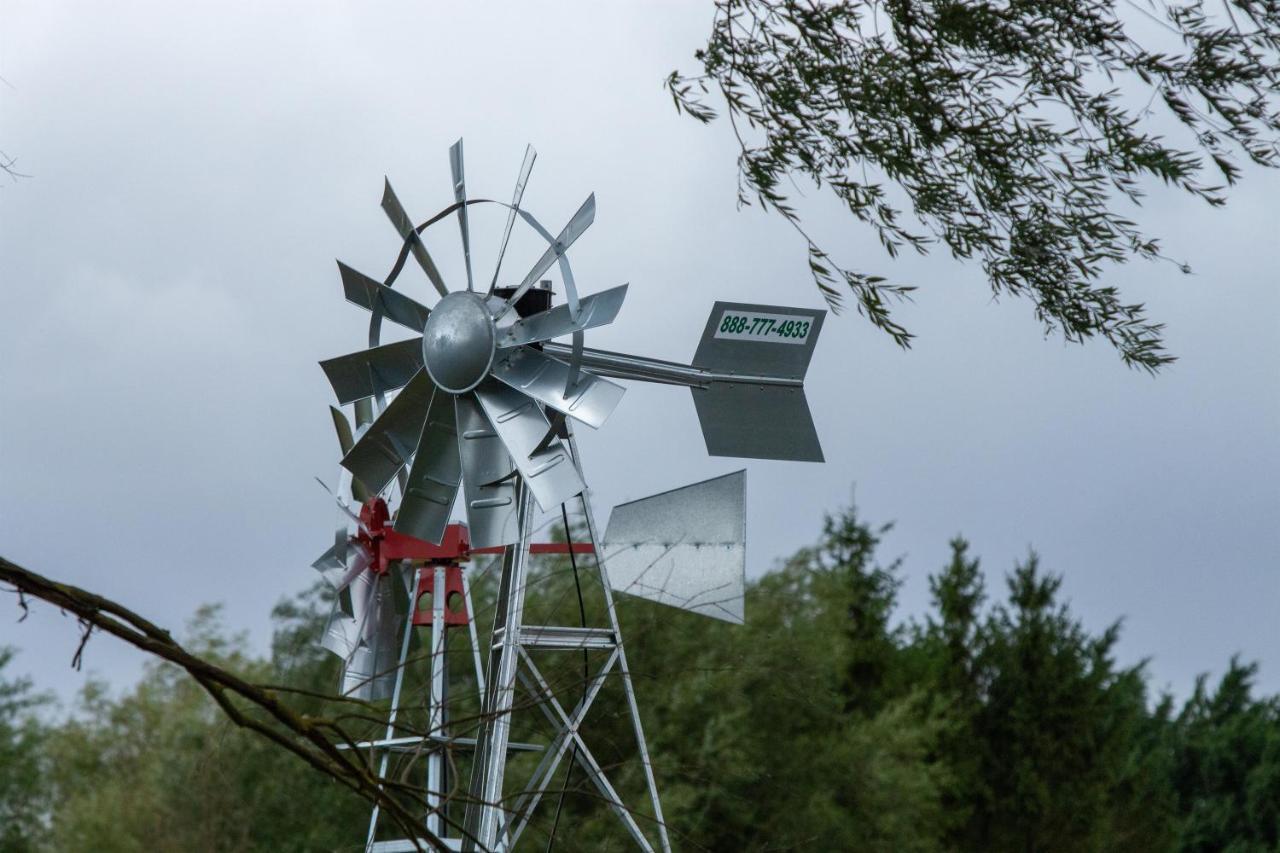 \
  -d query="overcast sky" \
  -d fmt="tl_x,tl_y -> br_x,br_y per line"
1,2 -> 1276,707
